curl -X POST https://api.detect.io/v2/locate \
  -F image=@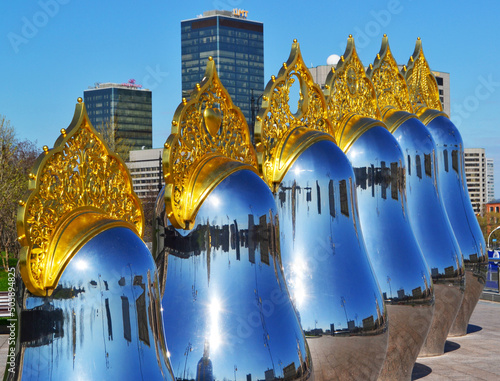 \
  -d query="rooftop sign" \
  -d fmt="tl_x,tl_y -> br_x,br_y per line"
233,9 -> 248,18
